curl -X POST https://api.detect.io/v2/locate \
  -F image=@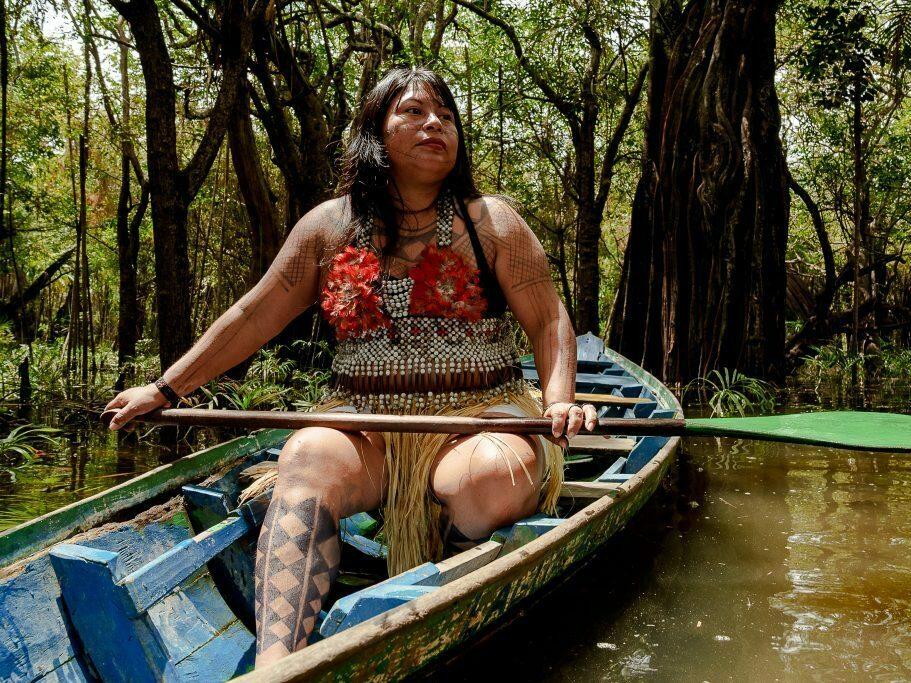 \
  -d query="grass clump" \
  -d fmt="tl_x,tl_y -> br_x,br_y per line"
684,368 -> 777,417
0,423 -> 62,466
